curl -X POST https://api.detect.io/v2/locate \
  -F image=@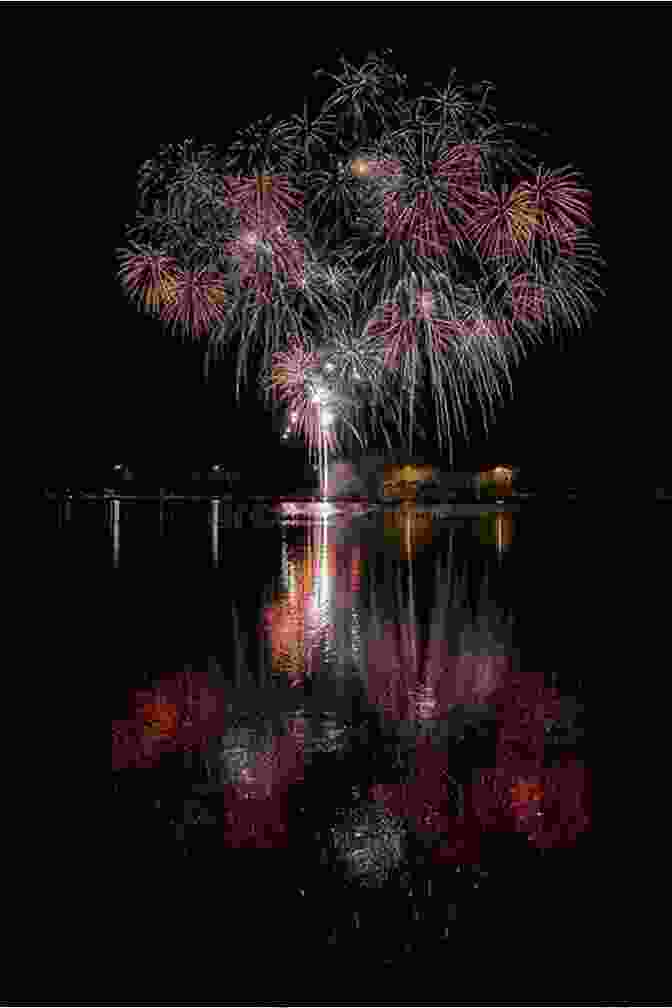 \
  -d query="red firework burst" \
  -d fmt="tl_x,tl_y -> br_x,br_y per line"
433,142 -> 484,204
117,246 -> 180,316
159,267 -> 228,339
516,165 -> 592,246
467,180 -> 545,261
